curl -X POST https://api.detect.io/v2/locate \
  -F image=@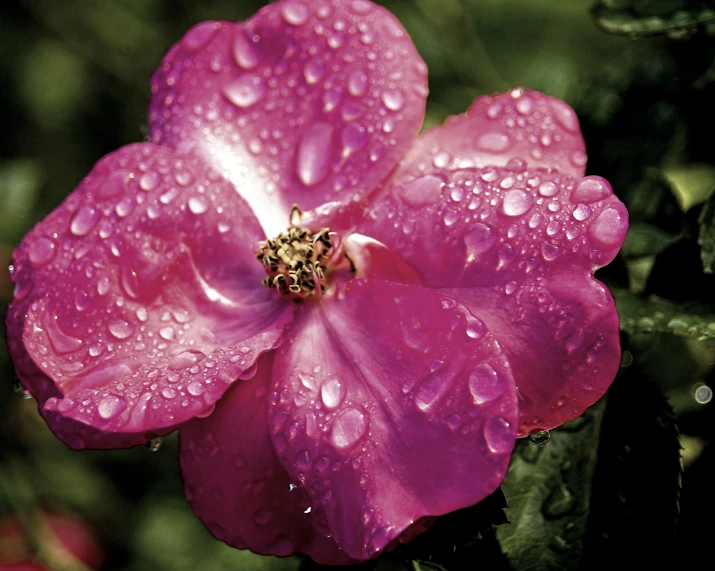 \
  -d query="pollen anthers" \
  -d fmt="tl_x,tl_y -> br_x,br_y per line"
257,218 -> 338,302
